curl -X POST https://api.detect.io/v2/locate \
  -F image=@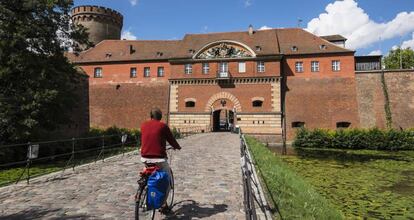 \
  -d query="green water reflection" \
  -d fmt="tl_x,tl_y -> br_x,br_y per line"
271,147 -> 414,219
